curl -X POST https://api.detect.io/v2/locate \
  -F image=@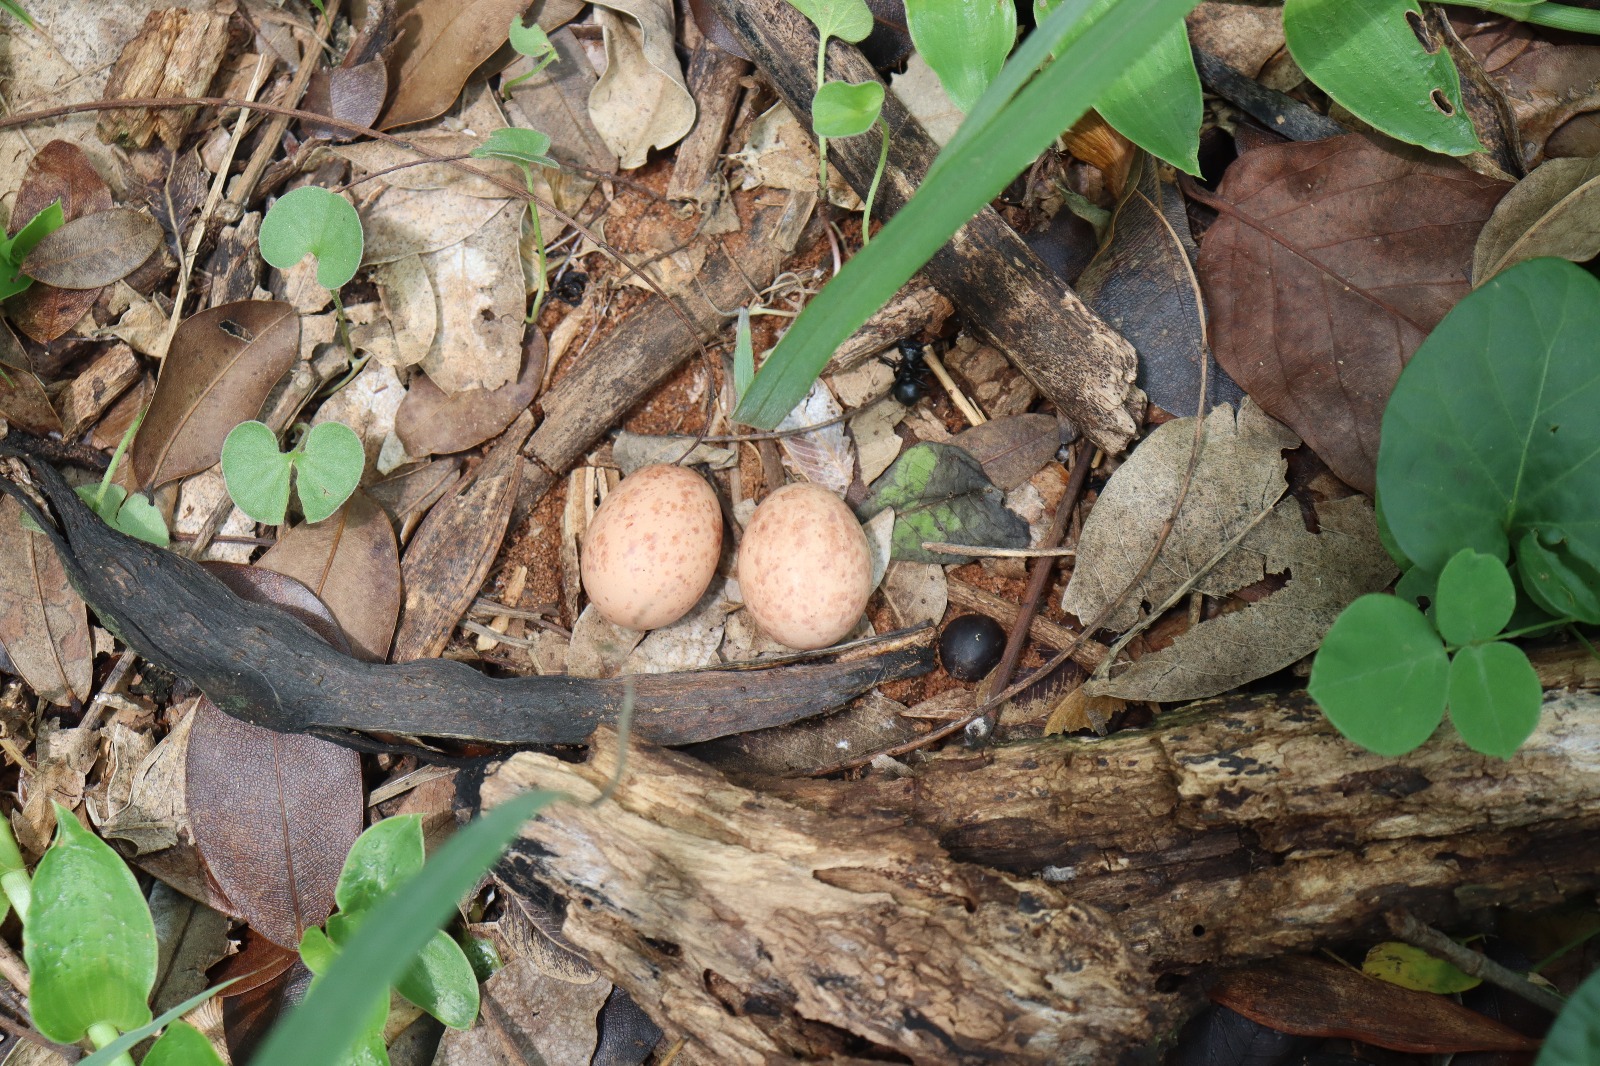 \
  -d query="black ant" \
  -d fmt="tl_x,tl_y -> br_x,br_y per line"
554,271 -> 589,305
885,337 -> 933,406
